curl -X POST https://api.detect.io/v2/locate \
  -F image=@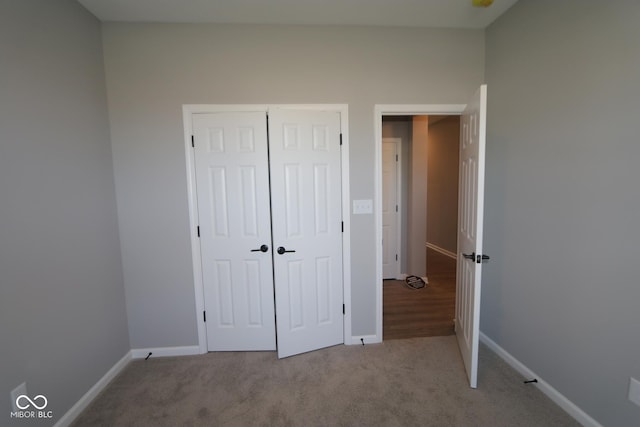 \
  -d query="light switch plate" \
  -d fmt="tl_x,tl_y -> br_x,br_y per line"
352,199 -> 373,215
